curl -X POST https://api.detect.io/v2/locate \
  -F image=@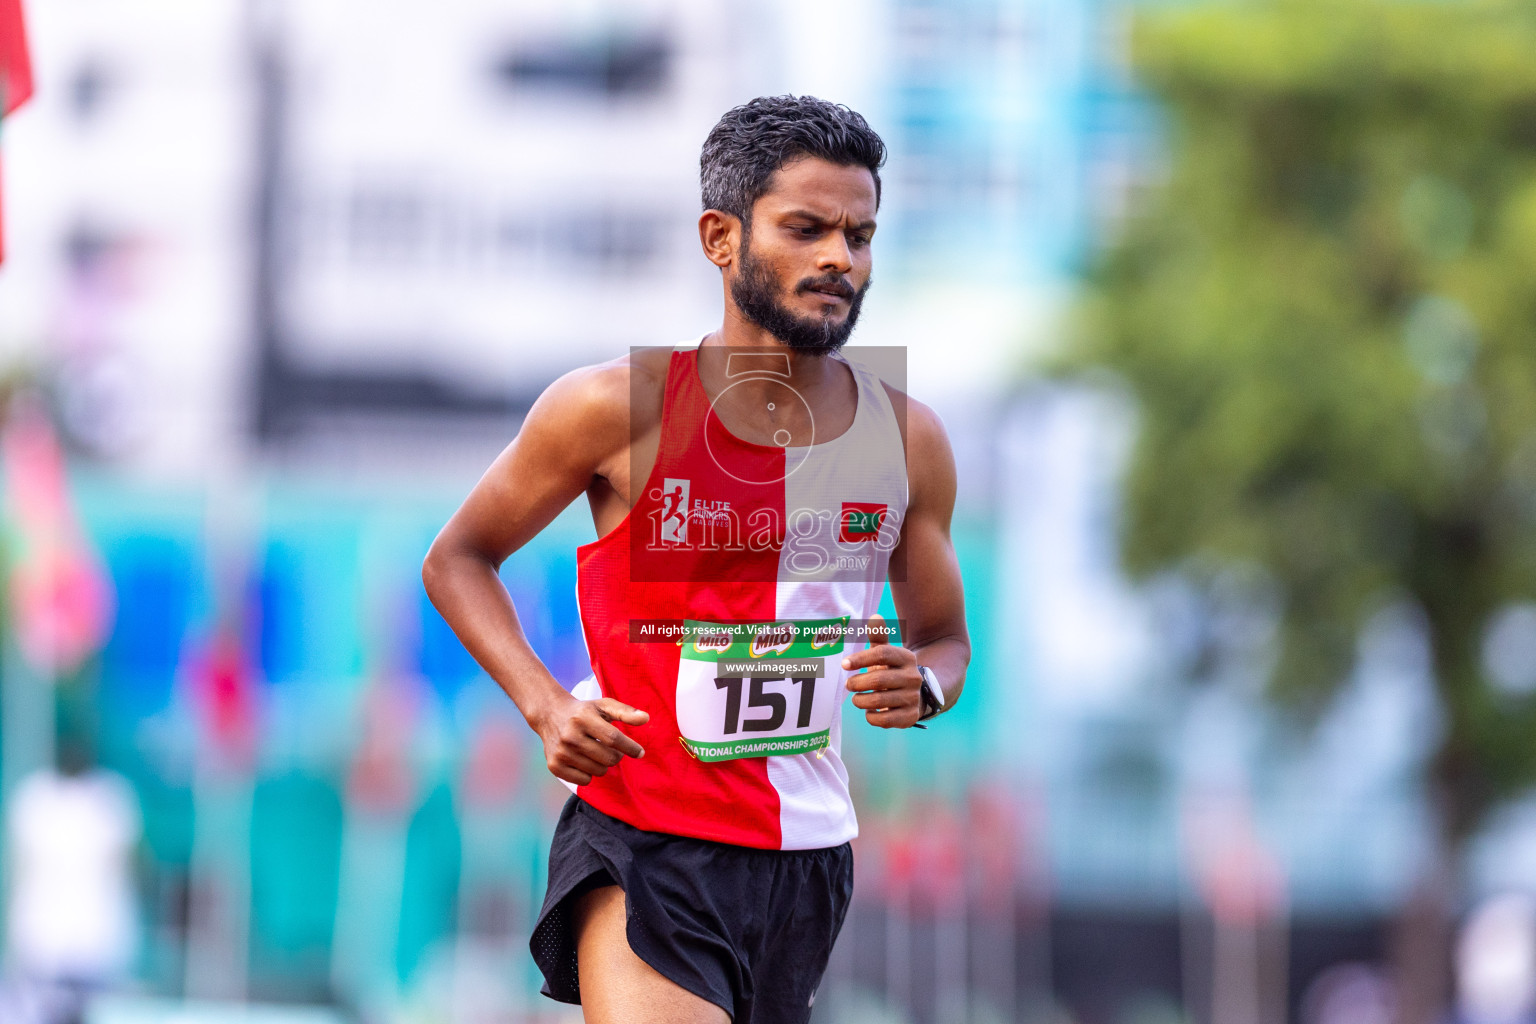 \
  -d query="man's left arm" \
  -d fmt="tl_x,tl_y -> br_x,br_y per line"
843,397 -> 970,728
